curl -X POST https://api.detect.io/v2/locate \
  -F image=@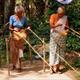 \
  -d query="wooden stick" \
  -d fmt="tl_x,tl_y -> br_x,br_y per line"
28,37 -> 32,64
42,38 -> 46,72
5,38 -> 10,76
0,54 -> 2,68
